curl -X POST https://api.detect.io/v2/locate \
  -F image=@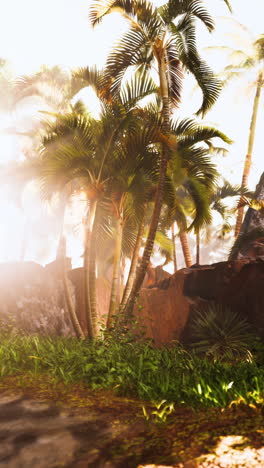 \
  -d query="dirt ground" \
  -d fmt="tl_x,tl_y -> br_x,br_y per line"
0,374 -> 263,467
